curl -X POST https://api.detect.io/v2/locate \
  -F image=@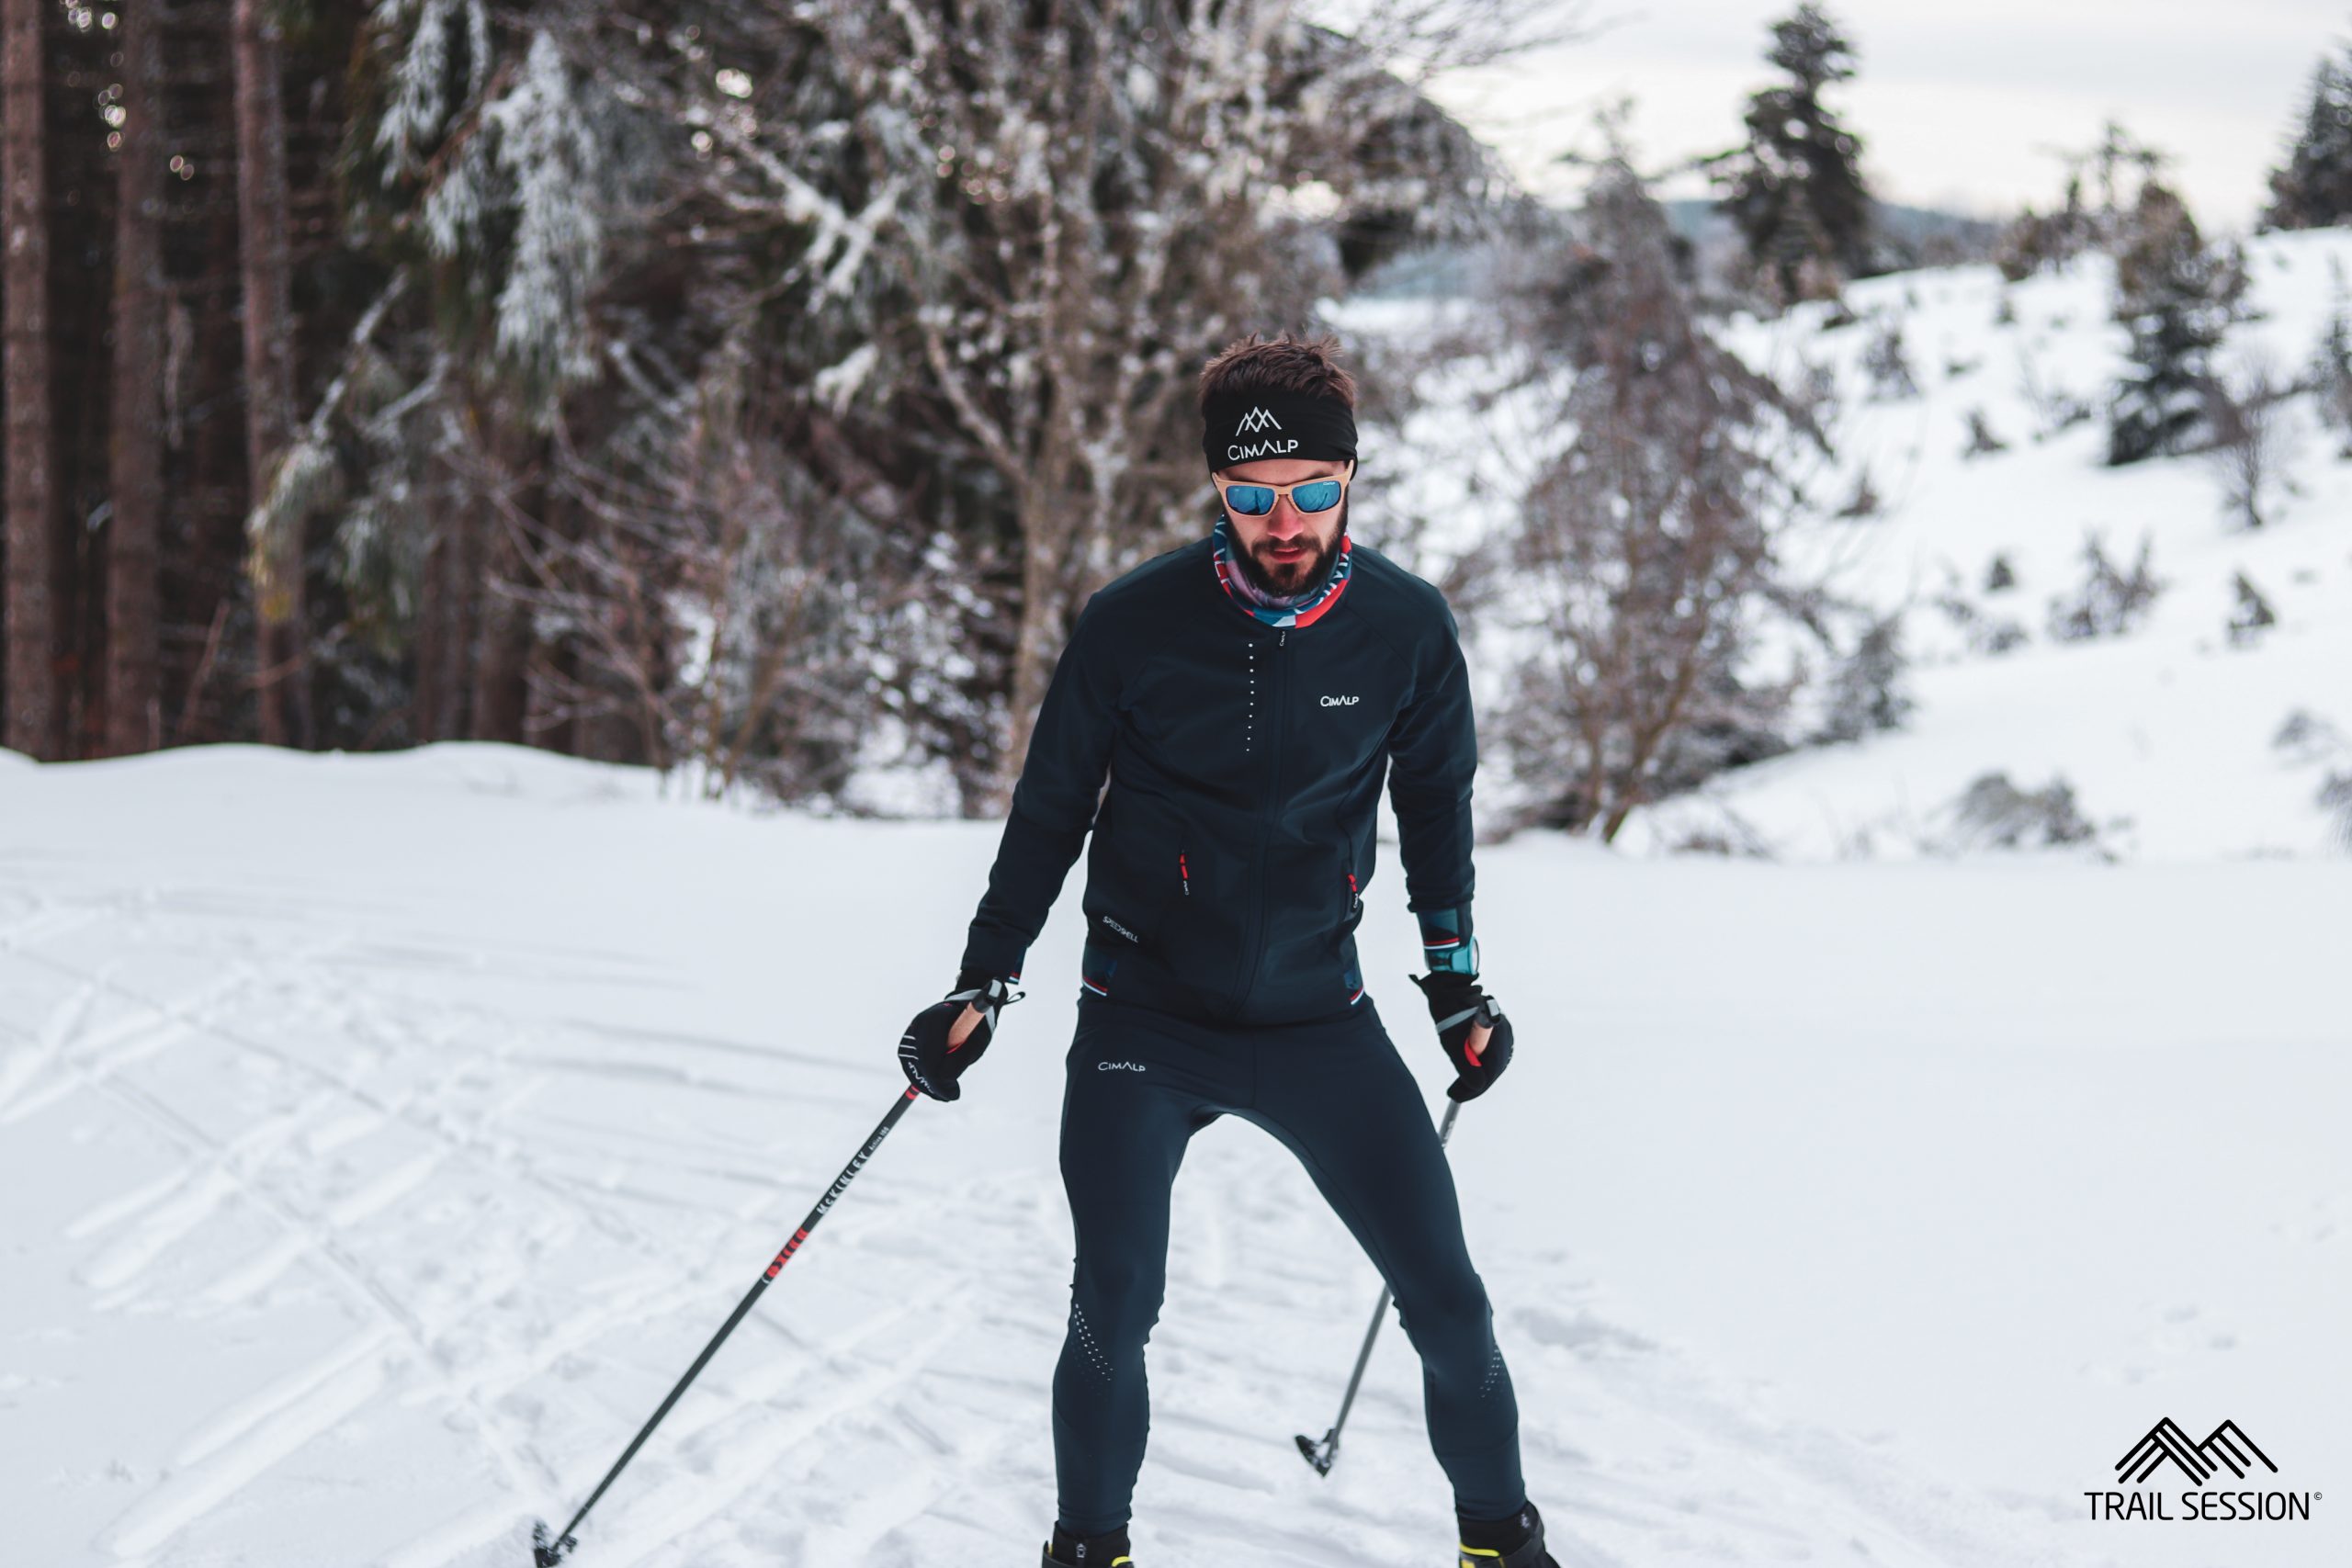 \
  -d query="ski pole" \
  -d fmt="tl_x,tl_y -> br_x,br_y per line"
532,1083 -> 923,1565
1295,1096 -> 1462,1477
